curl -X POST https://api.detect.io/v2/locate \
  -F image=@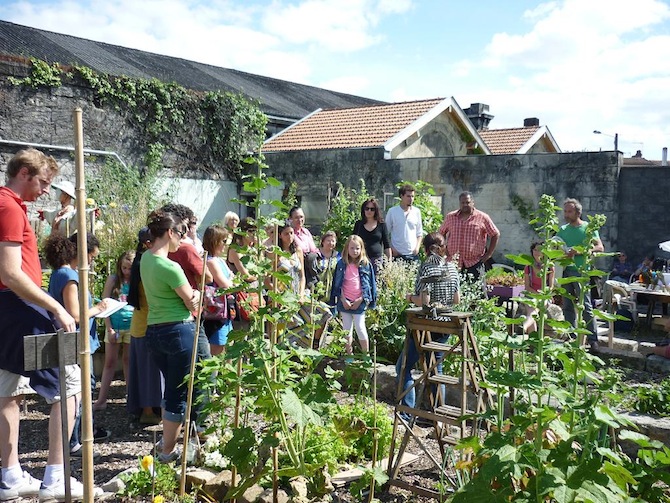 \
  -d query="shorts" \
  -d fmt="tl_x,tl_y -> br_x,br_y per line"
0,365 -> 81,404
0,290 -> 81,402
204,320 -> 232,346
104,329 -> 131,344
